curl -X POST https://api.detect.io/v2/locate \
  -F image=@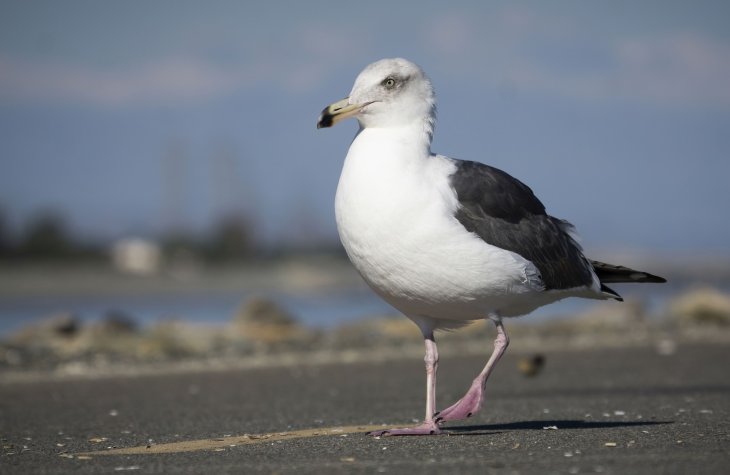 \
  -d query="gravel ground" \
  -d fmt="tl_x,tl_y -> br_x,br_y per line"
1,342 -> 729,474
